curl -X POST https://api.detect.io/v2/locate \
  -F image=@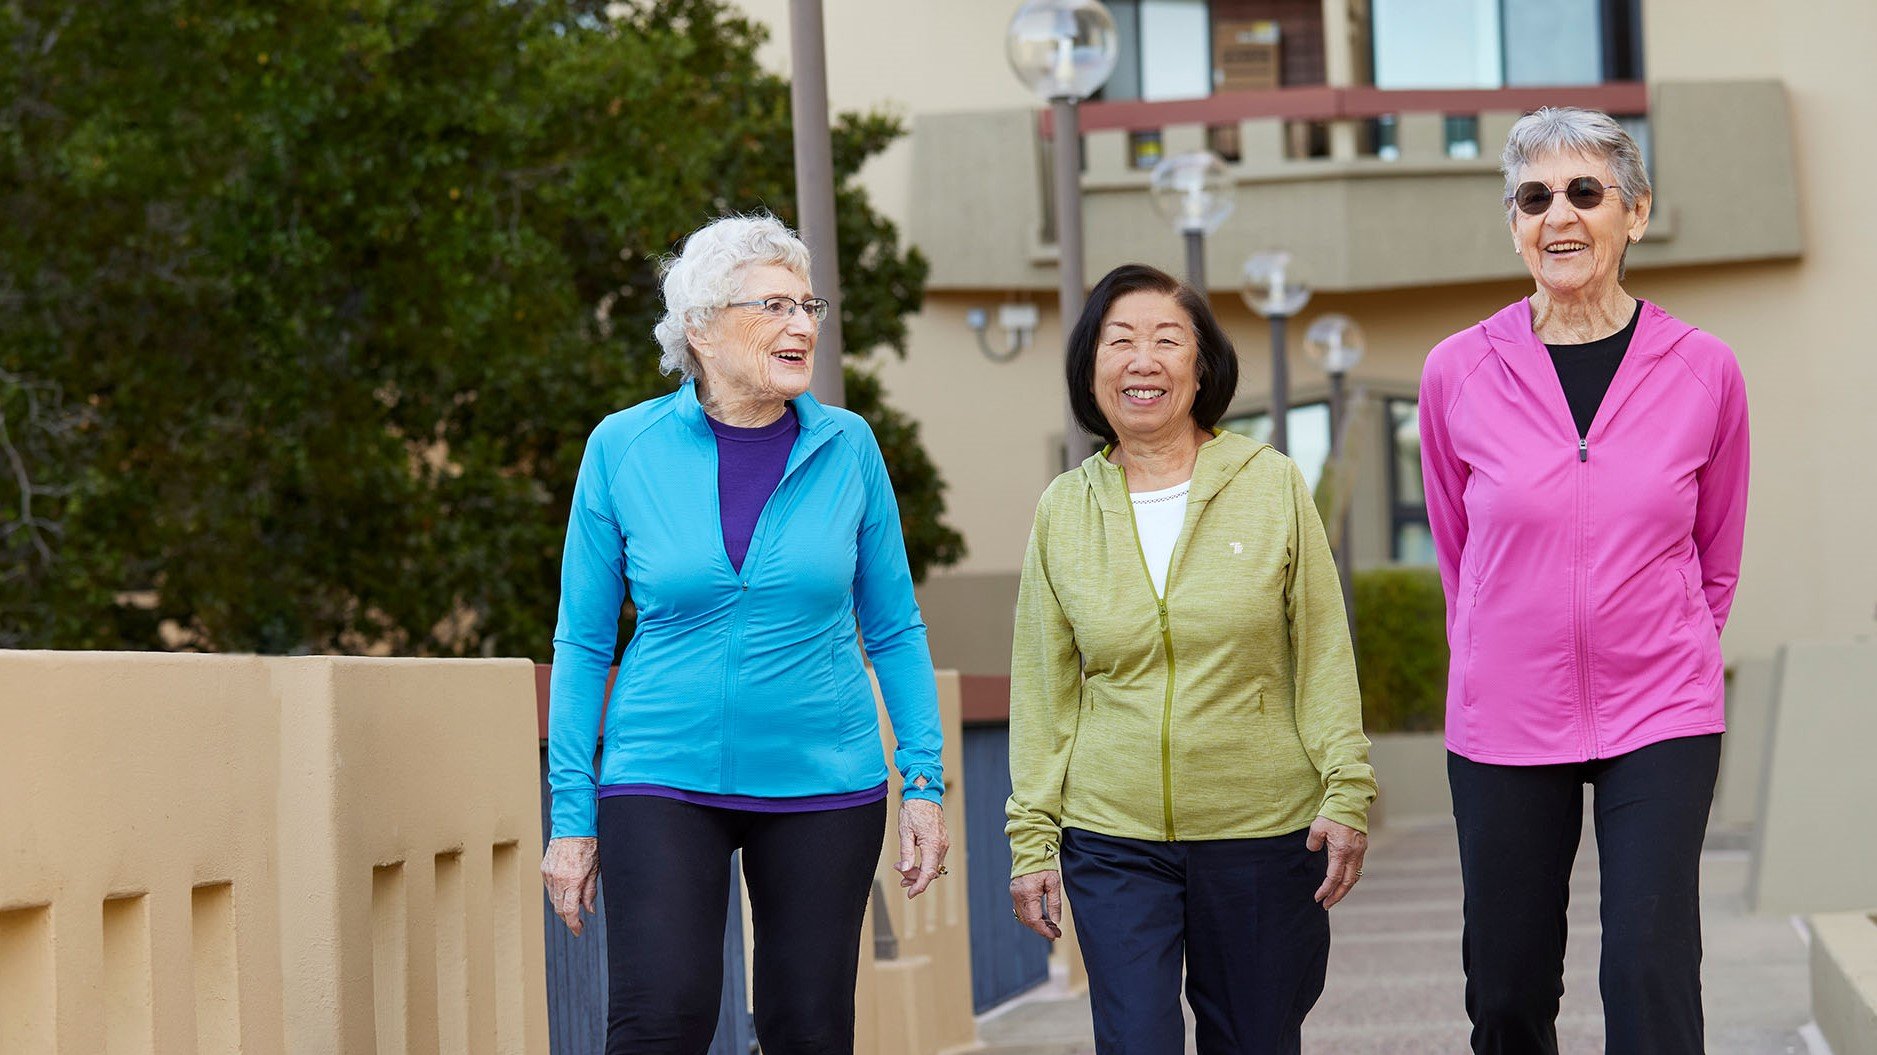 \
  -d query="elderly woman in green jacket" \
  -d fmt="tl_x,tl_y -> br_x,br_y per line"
1006,264 -> 1376,1055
